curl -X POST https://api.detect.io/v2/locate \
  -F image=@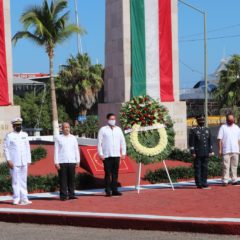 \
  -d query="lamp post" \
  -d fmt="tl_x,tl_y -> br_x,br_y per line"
74,0 -> 83,54
178,0 -> 208,126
